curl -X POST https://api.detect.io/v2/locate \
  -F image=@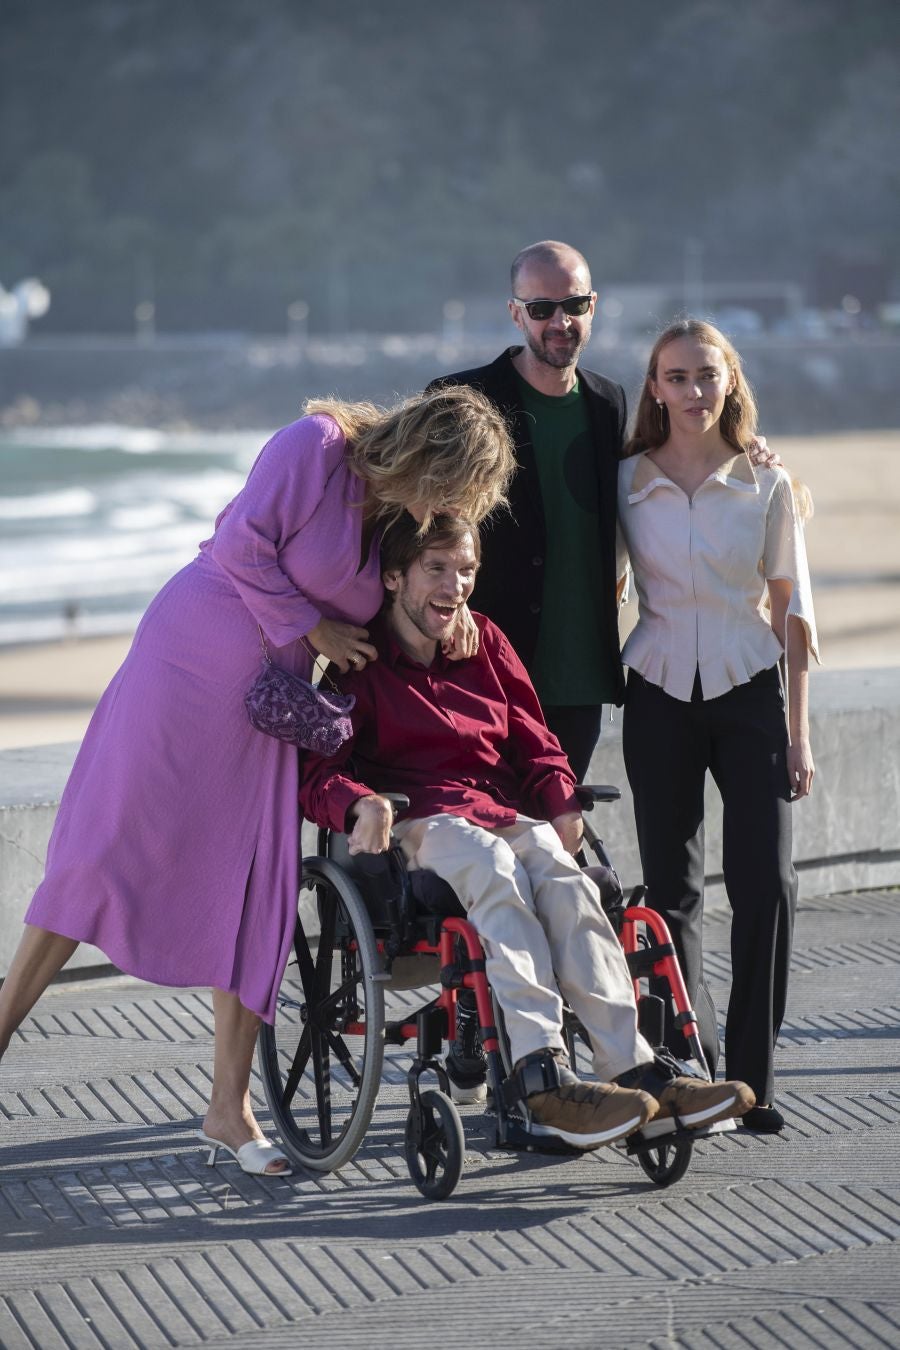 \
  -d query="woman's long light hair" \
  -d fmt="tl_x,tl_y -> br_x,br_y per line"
625,318 -> 759,457
304,385 -> 515,529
